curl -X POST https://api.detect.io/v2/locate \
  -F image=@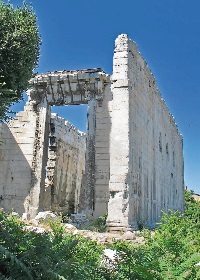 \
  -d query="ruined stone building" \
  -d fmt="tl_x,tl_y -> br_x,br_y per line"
0,34 -> 184,230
